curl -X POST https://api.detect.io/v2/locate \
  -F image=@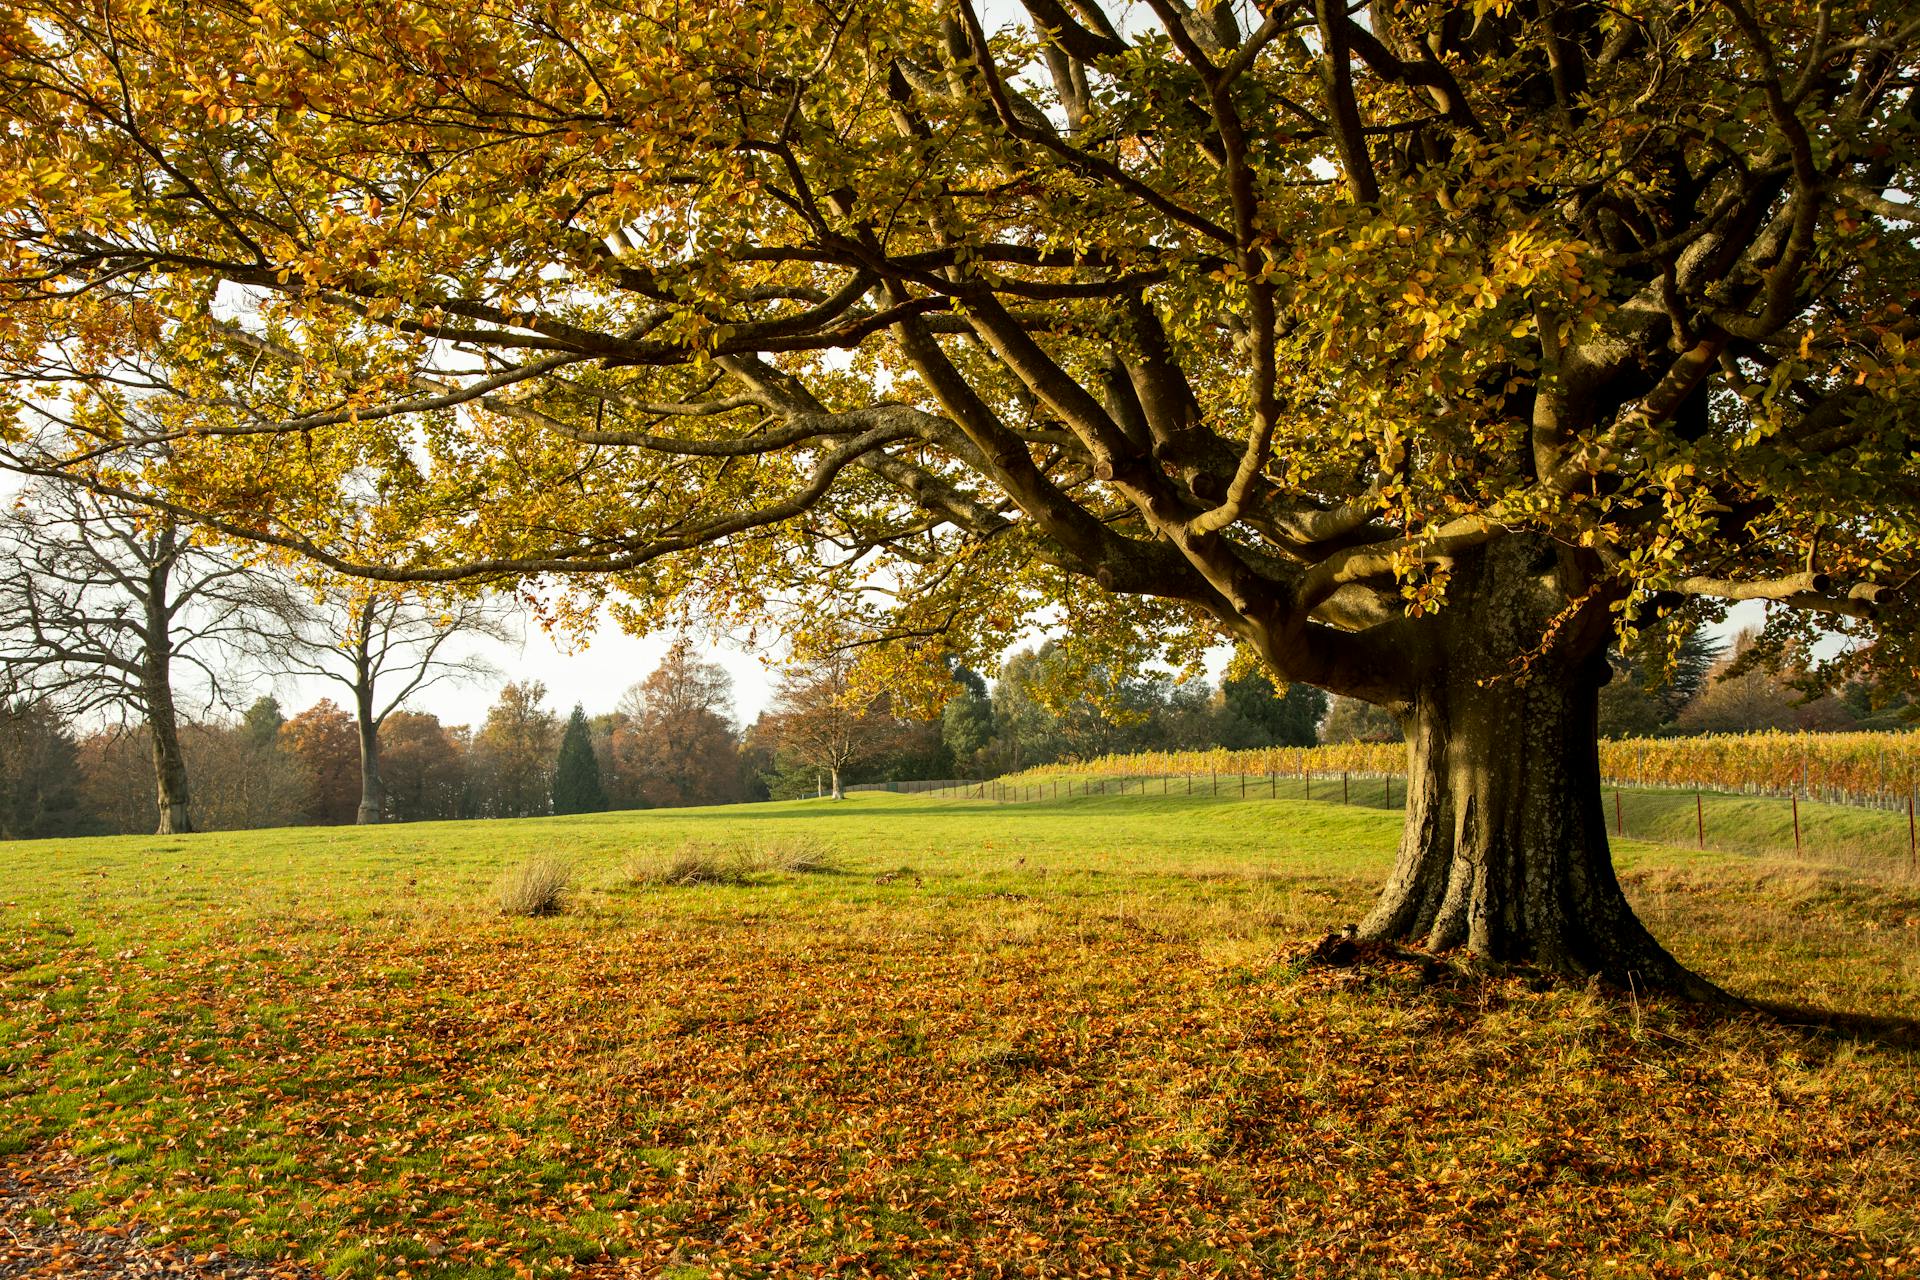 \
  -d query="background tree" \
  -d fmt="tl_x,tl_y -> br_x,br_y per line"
378,711 -> 469,822
183,718 -> 314,831
265,584 -> 511,823
608,641 -> 746,808
940,668 -> 998,777
1219,671 -> 1328,749
72,715 -> 313,834
551,704 -> 609,815
0,700 -> 85,839
1598,623 -> 1725,738
0,482 -> 292,834
759,653 -> 901,800
241,696 -> 287,749
470,682 -> 561,819
1675,630 -> 1852,735
280,700 -> 362,825
986,643 -> 1195,767
8,0 -> 1919,990
1321,697 -> 1404,746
